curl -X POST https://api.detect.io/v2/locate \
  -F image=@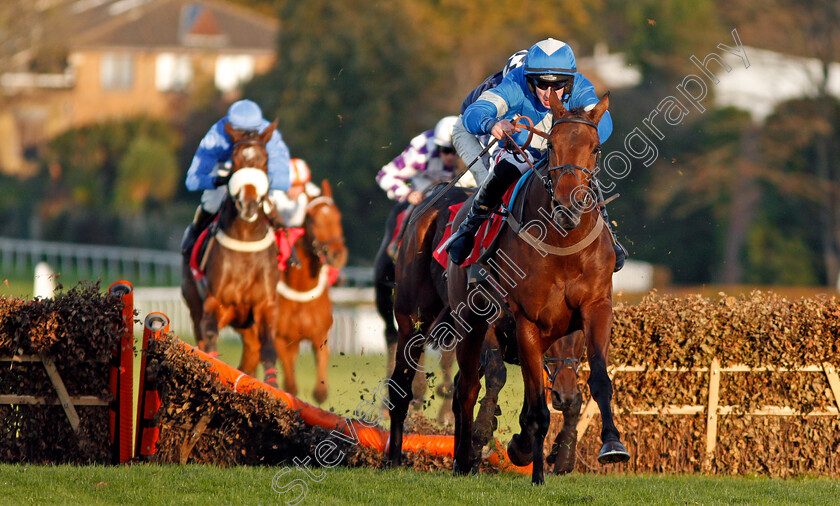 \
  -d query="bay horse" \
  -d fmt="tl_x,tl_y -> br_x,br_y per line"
447,91 -> 629,484
544,330 -> 585,475
375,188 -> 459,422
388,184 -> 521,462
262,181 -> 347,404
182,120 -> 281,377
